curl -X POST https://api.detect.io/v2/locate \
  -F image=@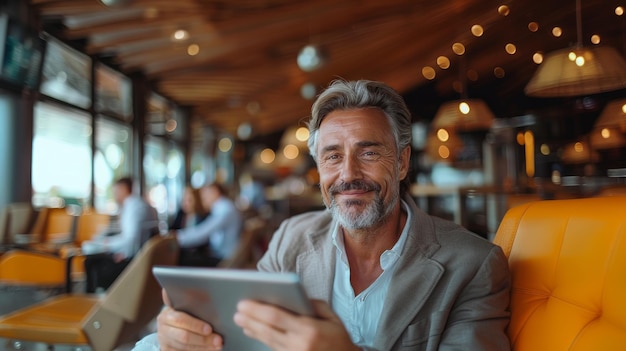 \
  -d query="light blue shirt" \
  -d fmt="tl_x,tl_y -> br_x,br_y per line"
176,196 -> 242,259
88,195 -> 158,259
331,200 -> 411,348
